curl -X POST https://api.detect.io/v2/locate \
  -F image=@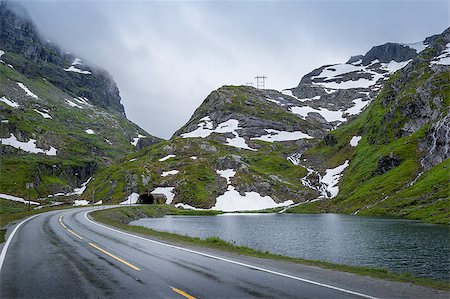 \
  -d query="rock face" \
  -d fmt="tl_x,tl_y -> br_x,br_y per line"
174,86 -> 325,143
362,43 -> 417,65
0,2 -> 124,114
86,27 -> 448,220
420,114 -> 450,170
0,3 -> 161,198
286,38 -> 426,131
376,153 -> 401,175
